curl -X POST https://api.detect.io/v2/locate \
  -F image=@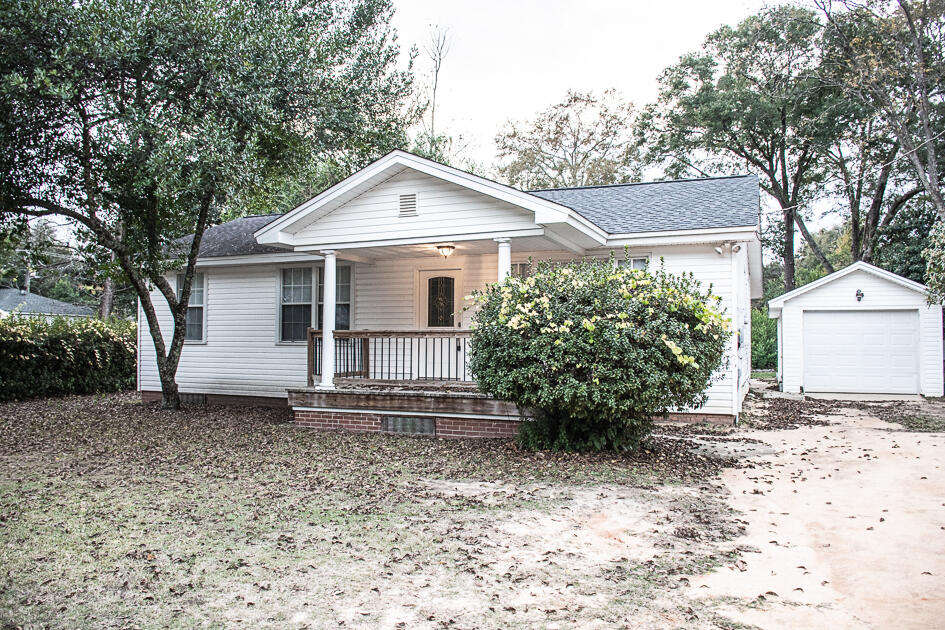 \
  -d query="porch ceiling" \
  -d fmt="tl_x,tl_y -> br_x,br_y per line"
333,234 -> 568,262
